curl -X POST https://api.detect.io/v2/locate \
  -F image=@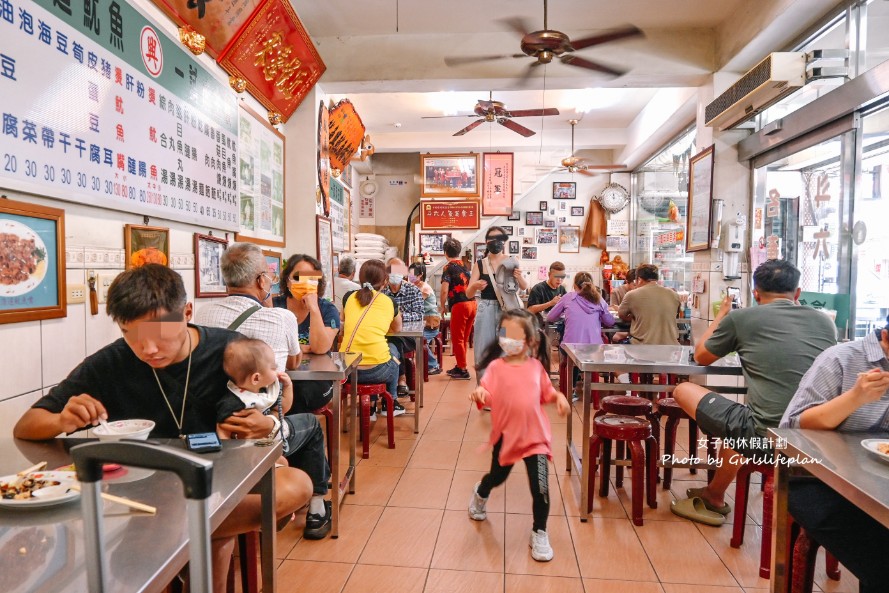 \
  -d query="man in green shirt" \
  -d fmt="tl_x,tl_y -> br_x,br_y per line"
671,259 -> 836,525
